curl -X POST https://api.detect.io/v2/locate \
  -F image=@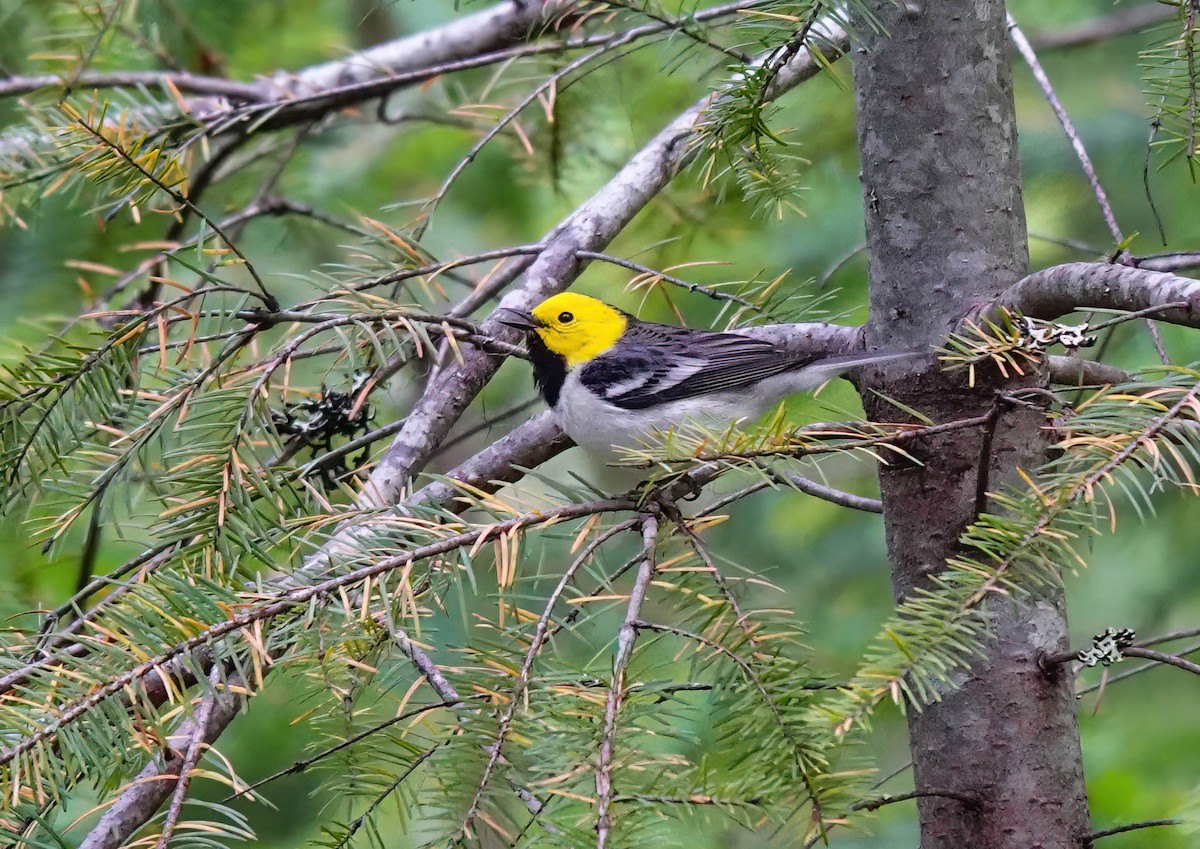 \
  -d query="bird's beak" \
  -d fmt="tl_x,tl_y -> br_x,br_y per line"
495,307 -> 541,331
